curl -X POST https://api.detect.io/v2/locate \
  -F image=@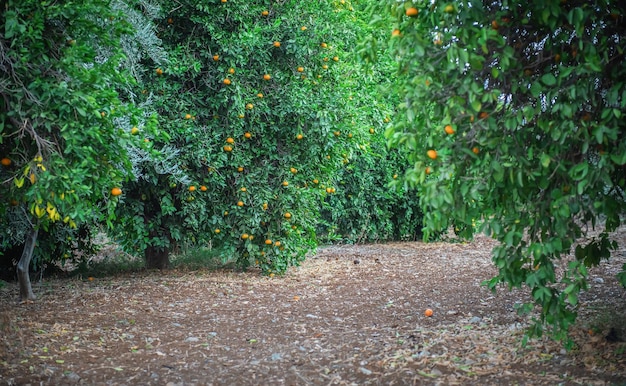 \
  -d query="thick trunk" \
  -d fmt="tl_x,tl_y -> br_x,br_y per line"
145,245 -> 170,270
17,227 -> 38,302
